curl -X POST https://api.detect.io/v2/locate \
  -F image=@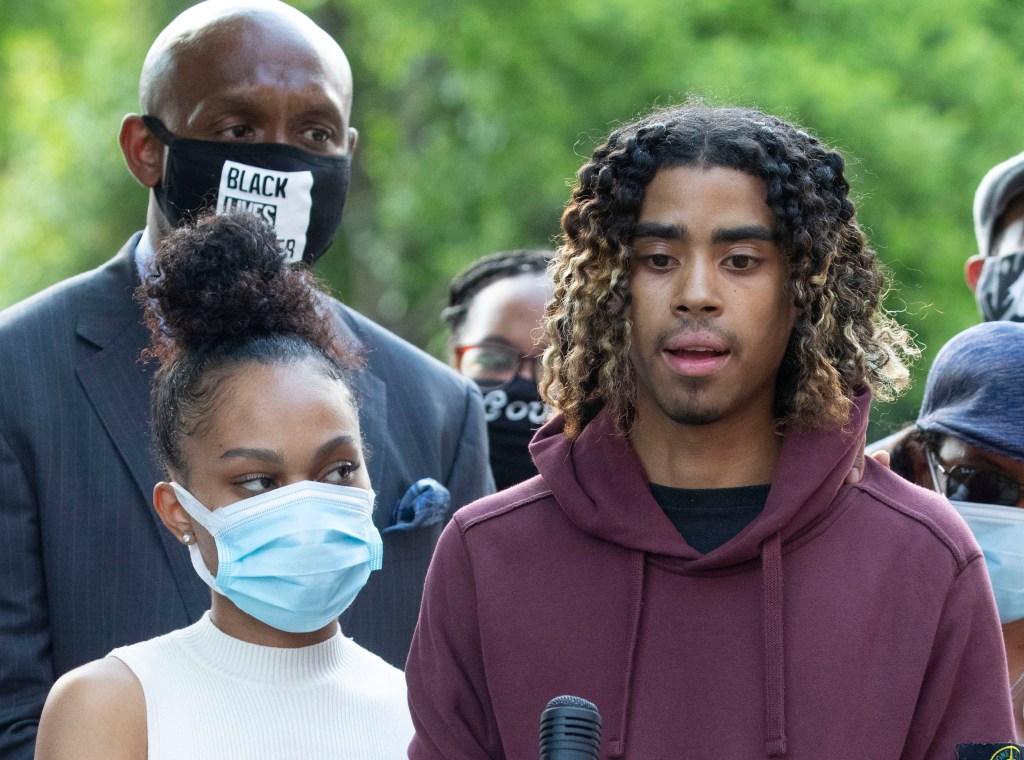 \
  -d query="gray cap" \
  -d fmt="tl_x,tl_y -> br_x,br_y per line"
974,150 -> 1024,256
